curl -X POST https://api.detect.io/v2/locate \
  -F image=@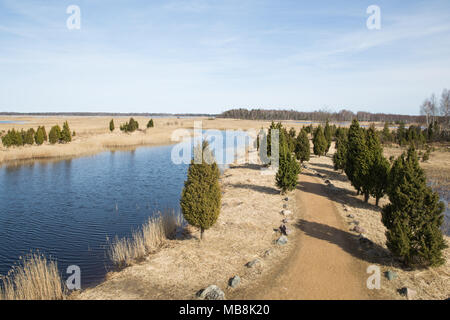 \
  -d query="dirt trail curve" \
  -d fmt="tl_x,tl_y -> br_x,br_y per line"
252,172 -> 374,300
